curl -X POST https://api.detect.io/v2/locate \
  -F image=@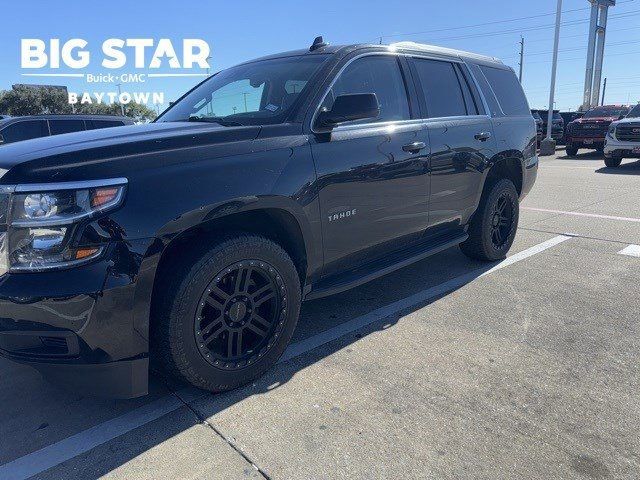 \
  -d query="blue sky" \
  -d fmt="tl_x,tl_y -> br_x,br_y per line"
2,0 -> 639,112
